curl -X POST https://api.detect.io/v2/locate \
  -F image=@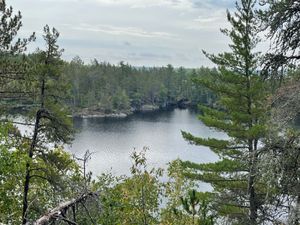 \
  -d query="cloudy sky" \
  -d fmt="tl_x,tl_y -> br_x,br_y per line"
11,0 -> 241,67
